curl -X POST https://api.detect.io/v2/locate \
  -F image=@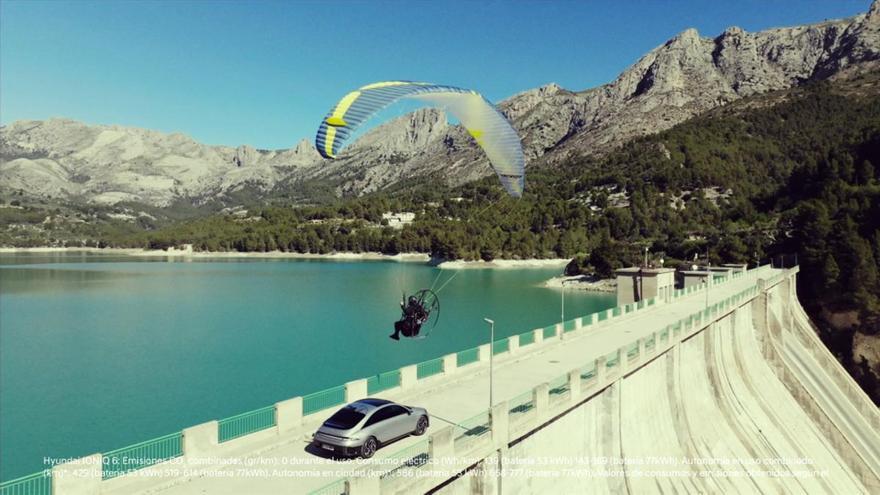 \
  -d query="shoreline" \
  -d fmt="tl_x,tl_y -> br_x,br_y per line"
435,258 -> 569,270
543,274 -> 617,293
0,246 -> 431,262
0,247 -> 570,268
